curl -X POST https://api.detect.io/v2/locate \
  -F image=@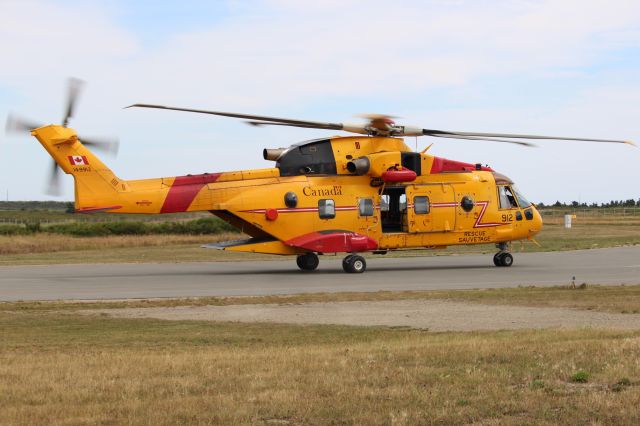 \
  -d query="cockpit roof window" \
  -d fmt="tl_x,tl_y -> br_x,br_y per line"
493,172 -> 514,185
